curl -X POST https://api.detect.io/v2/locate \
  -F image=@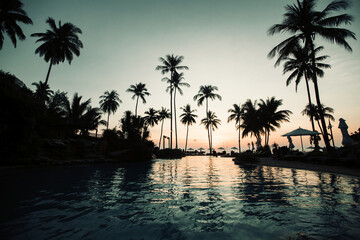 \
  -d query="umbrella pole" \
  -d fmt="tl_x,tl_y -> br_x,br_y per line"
300,136 -> 304,152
